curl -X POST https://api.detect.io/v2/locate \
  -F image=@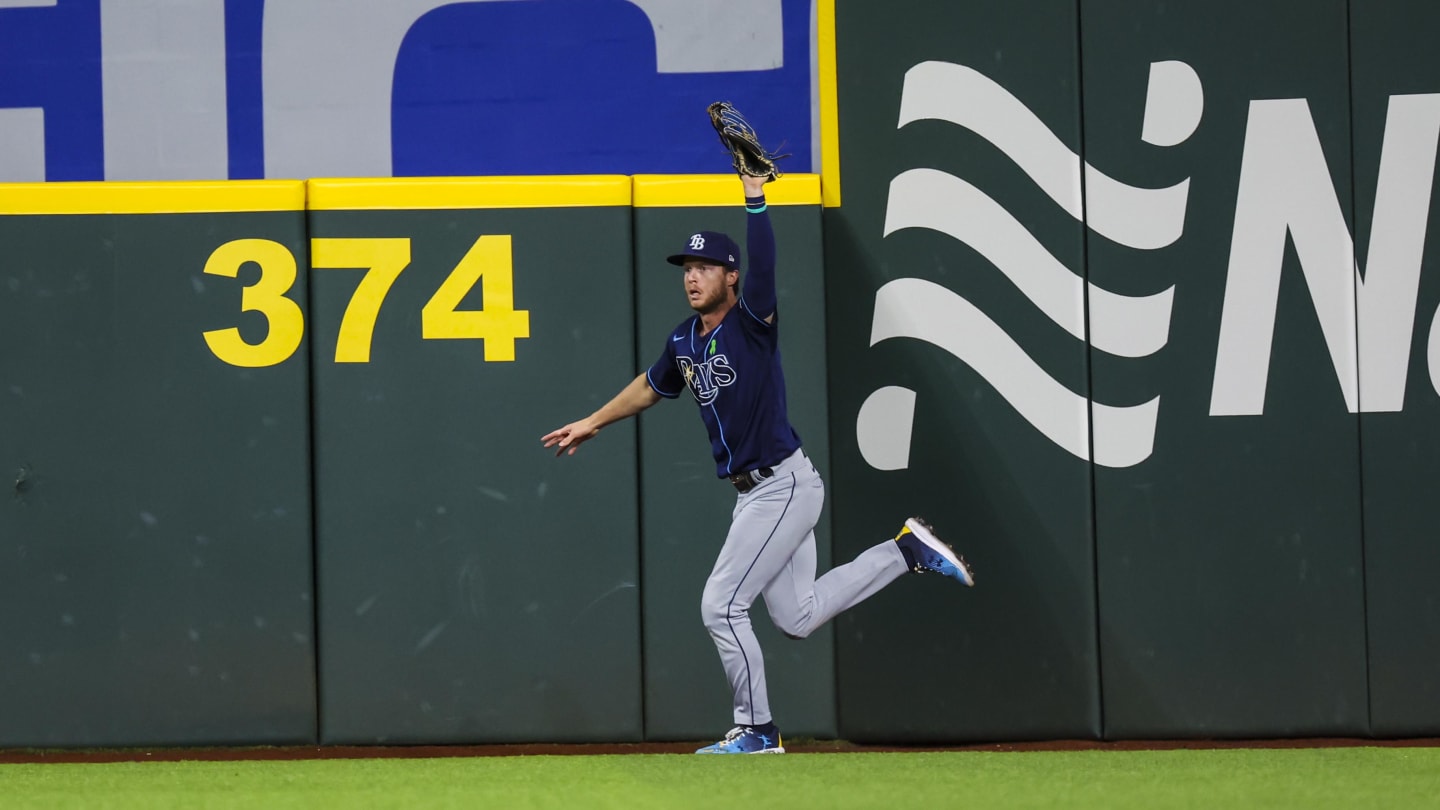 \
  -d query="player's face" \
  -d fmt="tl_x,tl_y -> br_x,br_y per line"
682,261 -> 735,313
